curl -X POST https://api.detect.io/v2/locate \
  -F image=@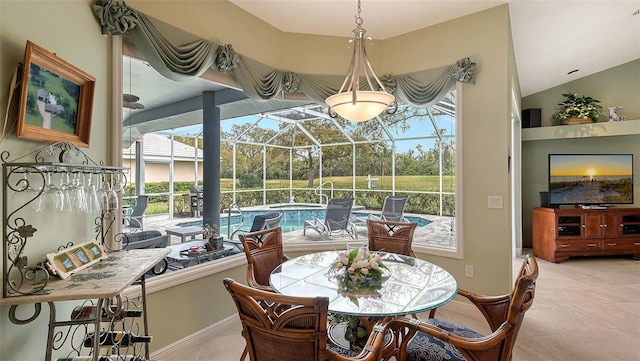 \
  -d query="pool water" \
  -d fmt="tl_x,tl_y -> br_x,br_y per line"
176,210 -> 431,234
